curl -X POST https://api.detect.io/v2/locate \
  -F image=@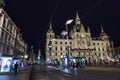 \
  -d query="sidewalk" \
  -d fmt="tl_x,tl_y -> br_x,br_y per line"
0,66 -> 31,80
